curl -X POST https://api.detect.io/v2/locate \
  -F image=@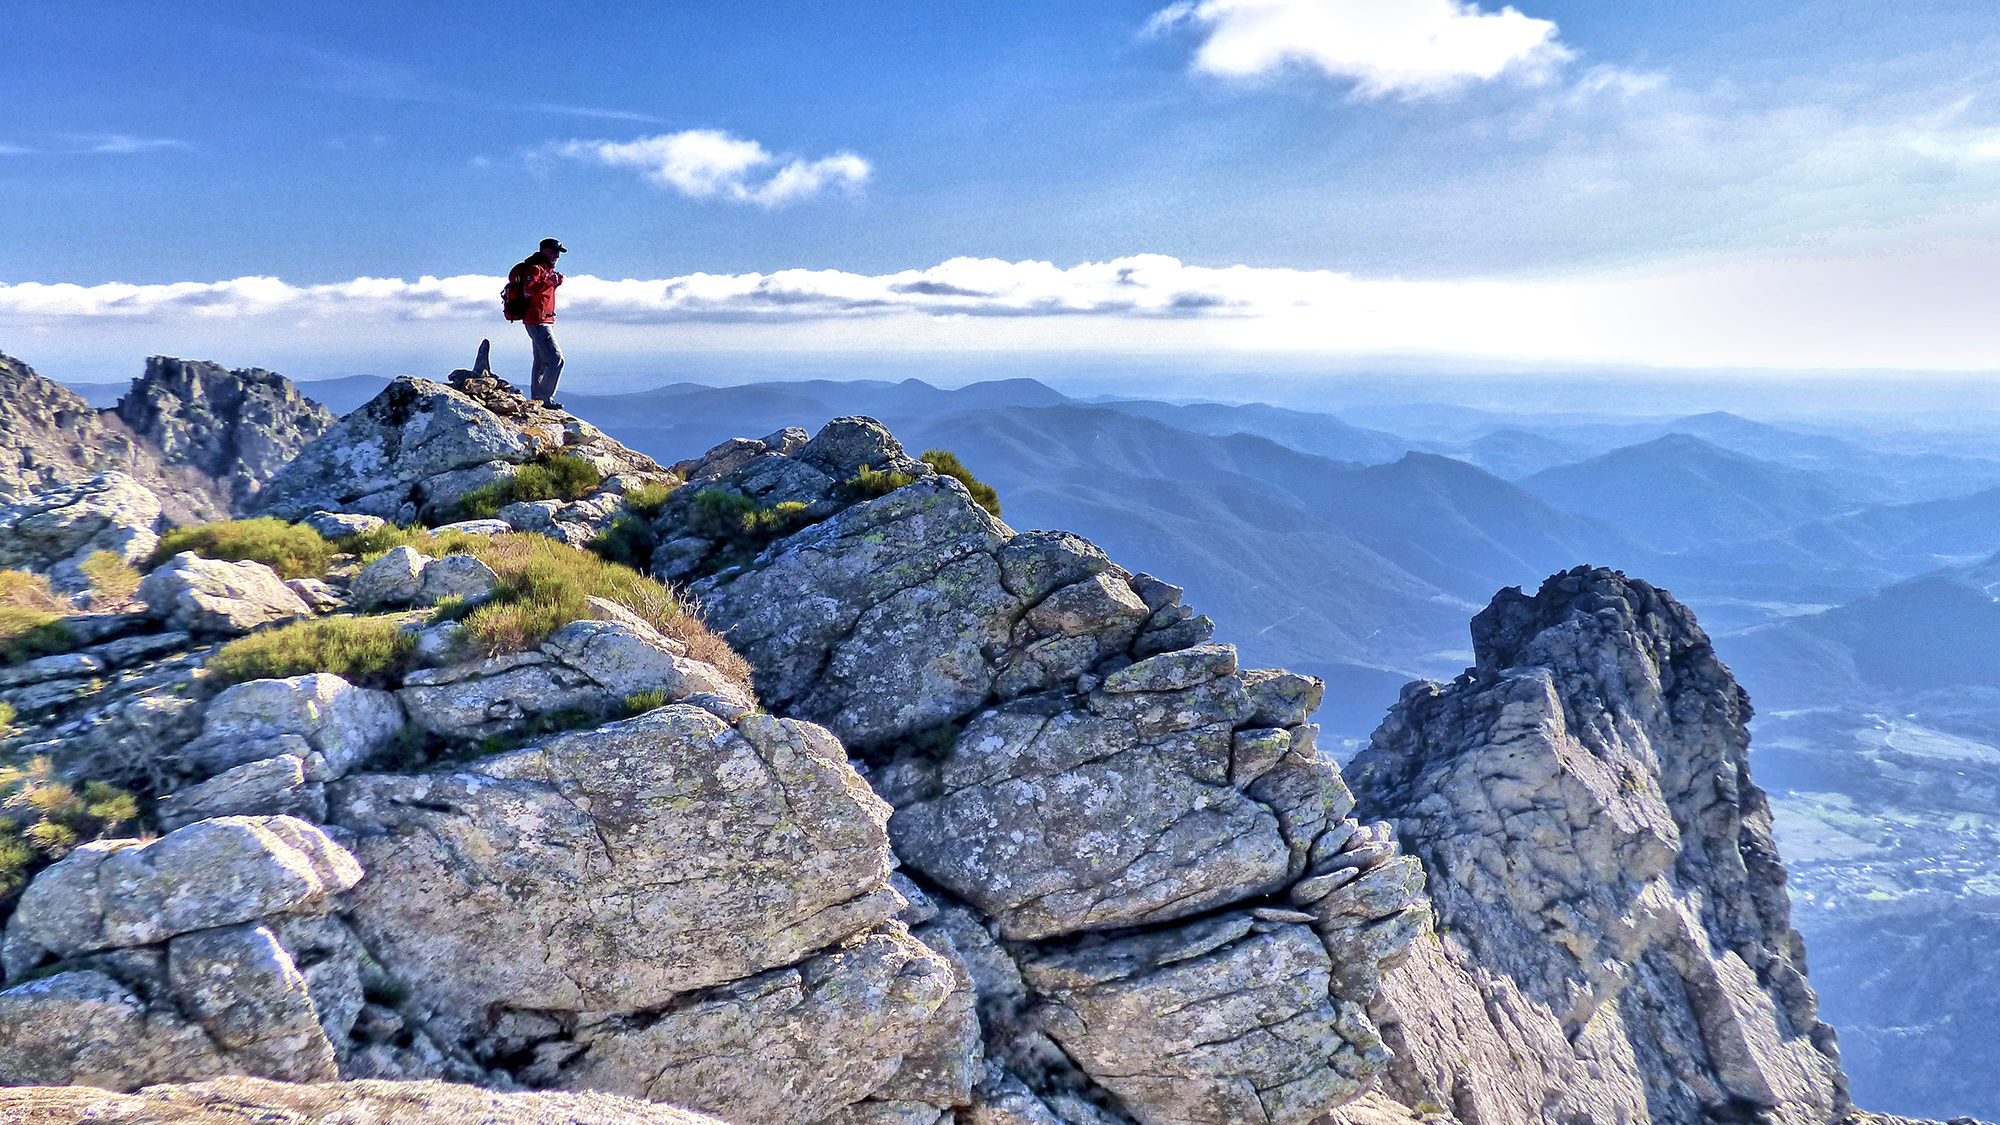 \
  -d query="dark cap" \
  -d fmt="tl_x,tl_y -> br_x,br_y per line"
539,237 -> 568,254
